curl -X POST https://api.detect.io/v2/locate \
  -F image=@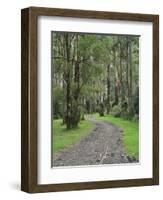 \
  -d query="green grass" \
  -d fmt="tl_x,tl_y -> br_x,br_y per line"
53,119 -> 94,152
96,114 -> 139,159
